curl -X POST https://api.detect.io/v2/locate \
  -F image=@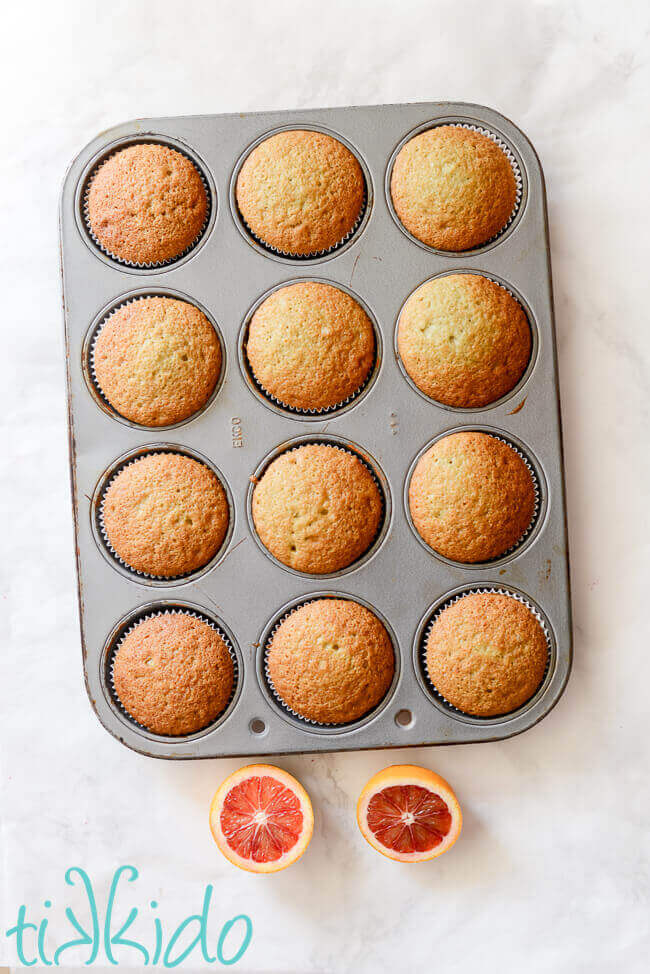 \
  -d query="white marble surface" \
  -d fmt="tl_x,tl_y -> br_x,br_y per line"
2,1 -> 650,970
